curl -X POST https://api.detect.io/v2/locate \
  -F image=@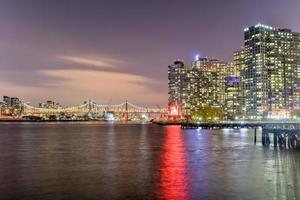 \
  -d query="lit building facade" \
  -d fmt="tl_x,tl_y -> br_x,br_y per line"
189,57 -> 228,112
224,77 -> 243,120
226,49 -> 246,118
1,96 -> 22,116
243,24 -> 300,119
3,96 -> 10,107
168,60 -> 187,116
168,57 -> 229,119
3,96 -> 20,108
233,49 -> 245,77
11,97 -> 20,107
